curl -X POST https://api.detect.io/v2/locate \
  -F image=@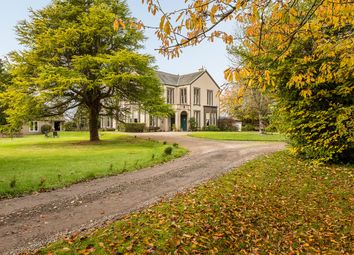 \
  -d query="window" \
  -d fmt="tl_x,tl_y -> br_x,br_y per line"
194,111 -> 201,128
180,88 -> 187,104
166,88 -> 174,104
149,116 -> 158,127
211,112 -> 217,125
107,117 -> 111,128
205,113 -> 210,126
29,121 -> 38,132
193,87 -> 200,105
207,90 -> 213,106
